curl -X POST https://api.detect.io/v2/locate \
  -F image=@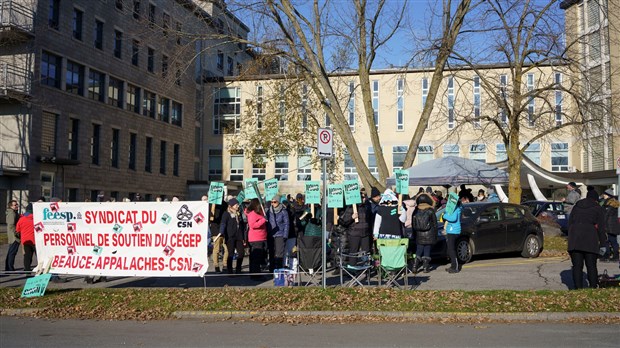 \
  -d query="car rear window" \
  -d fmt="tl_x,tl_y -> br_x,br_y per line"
546,202 -> 564,212
504,205 -> 524,219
